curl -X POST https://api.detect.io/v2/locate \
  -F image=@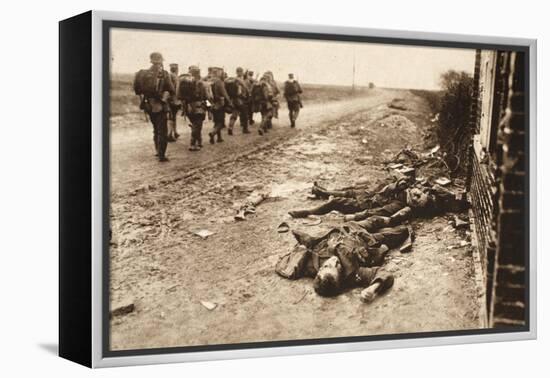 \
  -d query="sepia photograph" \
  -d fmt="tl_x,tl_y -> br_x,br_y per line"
106,24 -> 528,352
